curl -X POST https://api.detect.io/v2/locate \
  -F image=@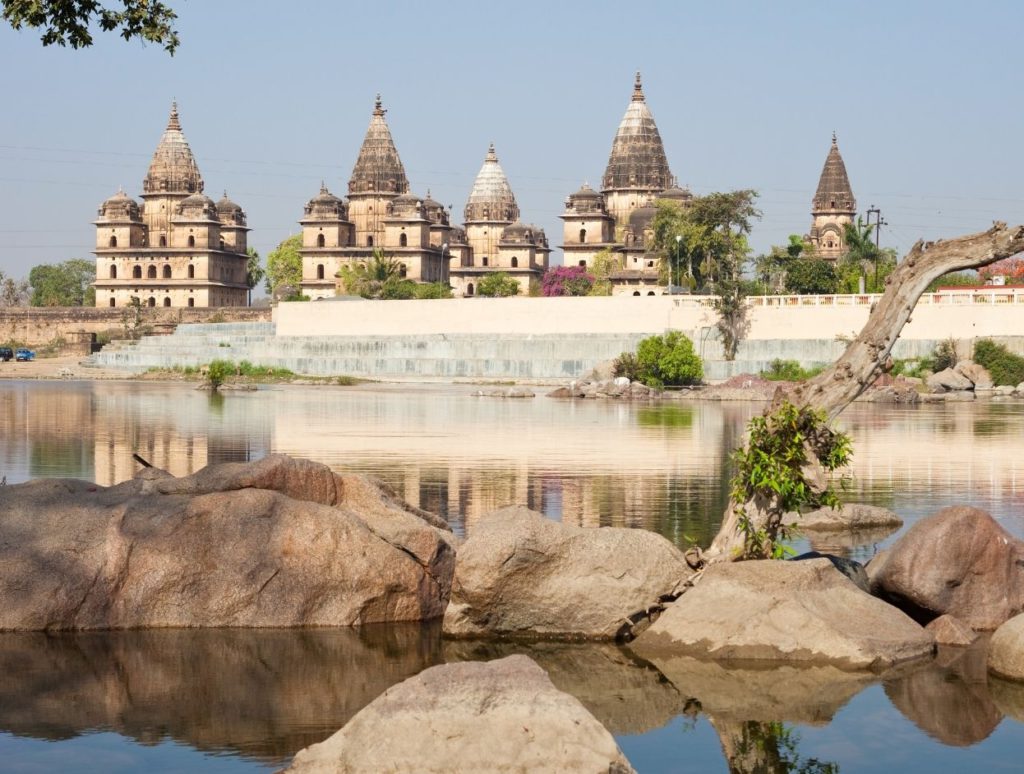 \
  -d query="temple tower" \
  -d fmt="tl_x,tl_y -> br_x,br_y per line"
347,95 -> 409,249
601,73 -> 673,227
463,143 -> 519,267
808,133 -> 857,259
